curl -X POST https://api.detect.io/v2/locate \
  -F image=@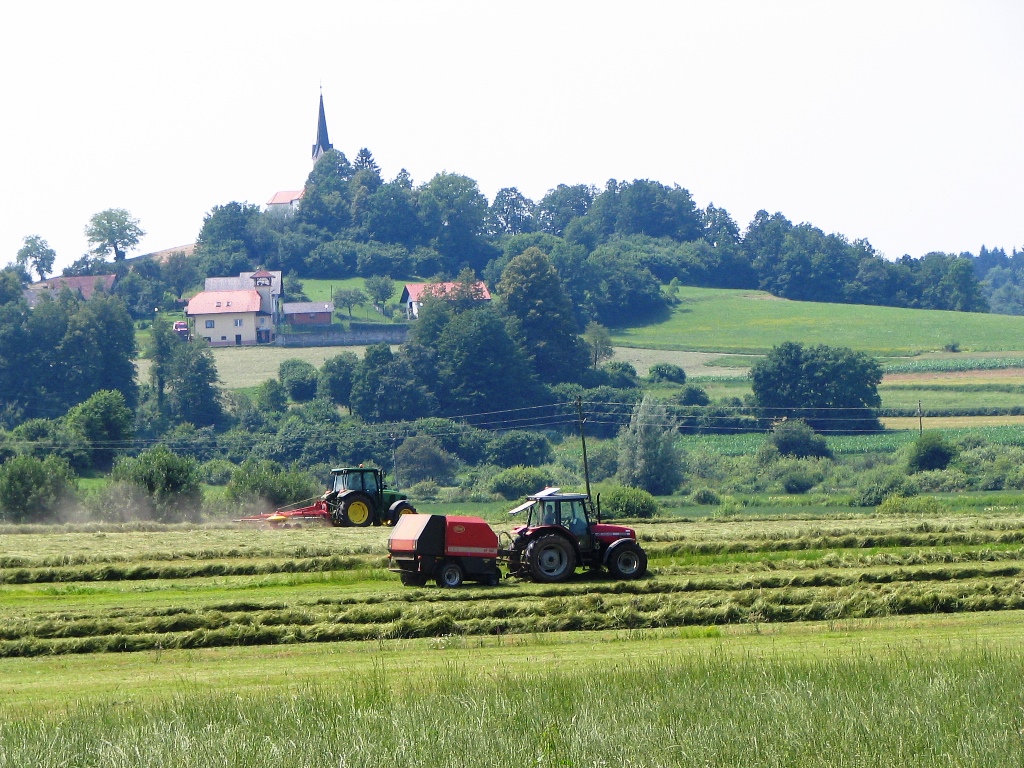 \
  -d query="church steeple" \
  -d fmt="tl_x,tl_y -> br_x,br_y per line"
312,91 -> 333,162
